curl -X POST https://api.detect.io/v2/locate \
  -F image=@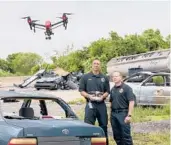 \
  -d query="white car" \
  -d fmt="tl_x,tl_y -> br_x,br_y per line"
123,71 -> 170,106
